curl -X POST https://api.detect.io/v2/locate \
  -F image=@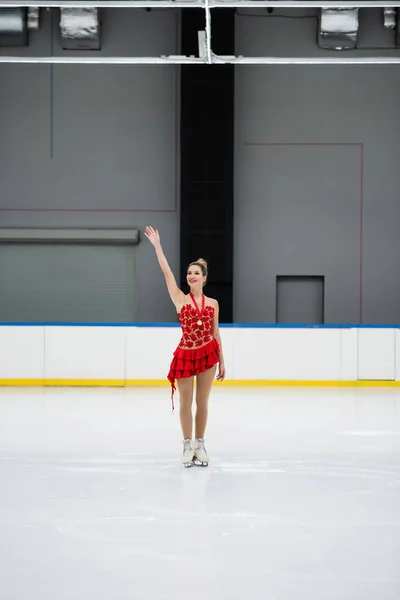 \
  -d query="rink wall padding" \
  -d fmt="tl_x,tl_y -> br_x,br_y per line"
1,324 -> 400,386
